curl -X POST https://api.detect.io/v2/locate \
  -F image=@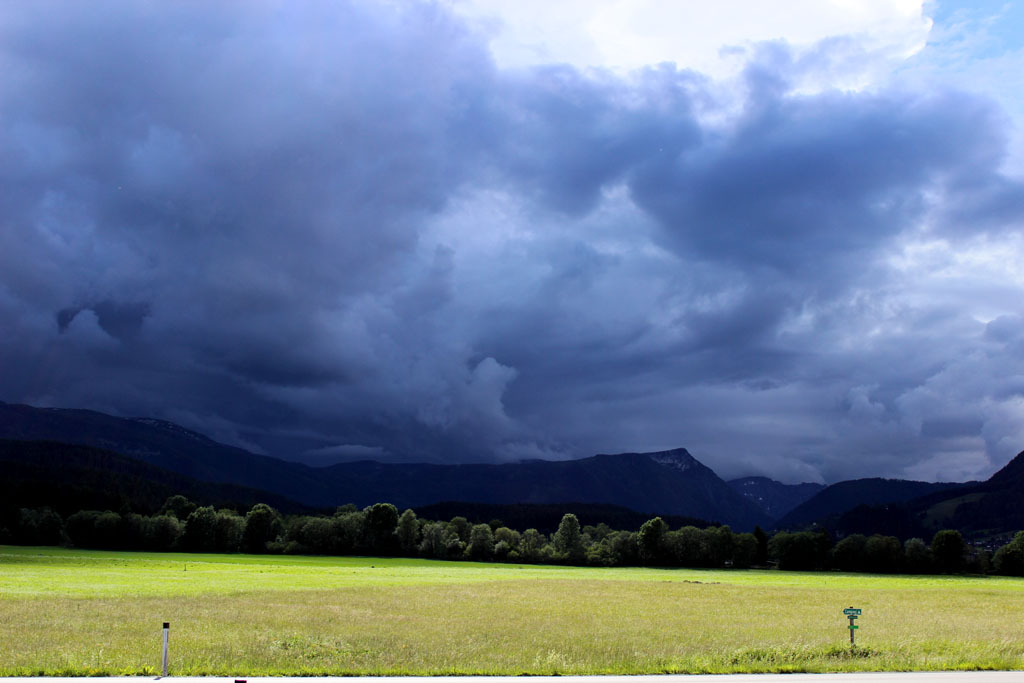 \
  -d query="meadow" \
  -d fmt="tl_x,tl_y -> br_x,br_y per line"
2,545 -> 1024,675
